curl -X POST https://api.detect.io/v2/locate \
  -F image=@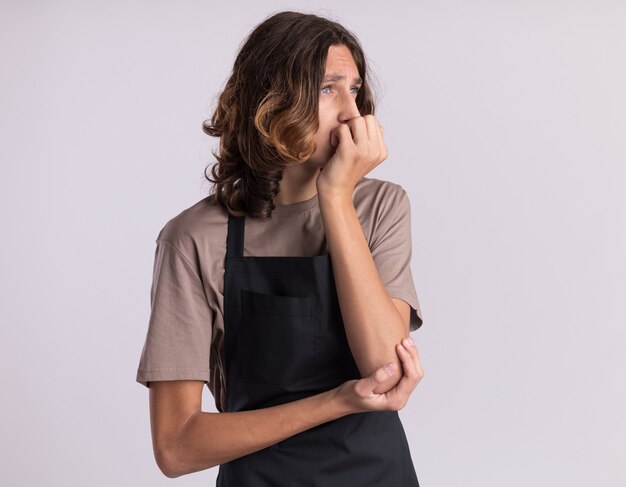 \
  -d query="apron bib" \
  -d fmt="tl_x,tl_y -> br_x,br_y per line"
216,213 -> 420,486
